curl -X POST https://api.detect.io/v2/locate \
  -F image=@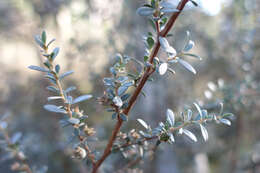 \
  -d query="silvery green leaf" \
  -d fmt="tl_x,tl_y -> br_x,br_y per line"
55,64 -> 60,73
0,121 -> 8,129
166,46 -> 177,57
183,40 -> 195,52
178,128 -> 183,134
68,118 -> 80,125
44,104 -> 67,114
51,47 -> 60,60
183,53 -> 202,60
103,78 -> 114,86
11,132 -> 22,144
60,70 -> 74,79
66,96 -> 73,104
65,86 -> 76,93
161,8 -> 179,13
201,109 -> 207,119
47,96 -> 63,101
178,59 -> 196,74
41,30 -> 47,44
112,113 -> 117,120
46,86 -> 59,93
222,113 -> 234,118
193,102 -> 202,118
219,118 -> 231,126
183,129 -> 197,142
73,94 -> 92,104
200,124 -> 208,141
137,119 -> 148,129
166,109 -> 175,127
117,76 -> 128,83
169,134 -> 175,143
121,93 -> 130,101
159,63 -> 168,75
167,67 -> 176,75
34,35 -> 44,48
159,37 -> 170,50
139,130 -> 152,138
122,81 -> 134,87
189,0 -> 198,6
160,2 -> 176,9
28,65 -> 49,72
47,38 -> 56,47
219,102 -> 224,115
187,109 -> 192,121
119,113 -> 128,121
118,86 -> 128,96
113,96 -> 123,107
136,7 -> 155,16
